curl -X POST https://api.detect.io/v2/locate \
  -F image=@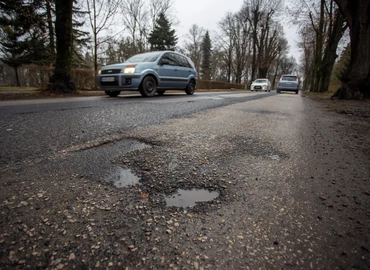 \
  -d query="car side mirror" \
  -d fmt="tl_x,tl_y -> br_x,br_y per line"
160,59 -> 170,66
